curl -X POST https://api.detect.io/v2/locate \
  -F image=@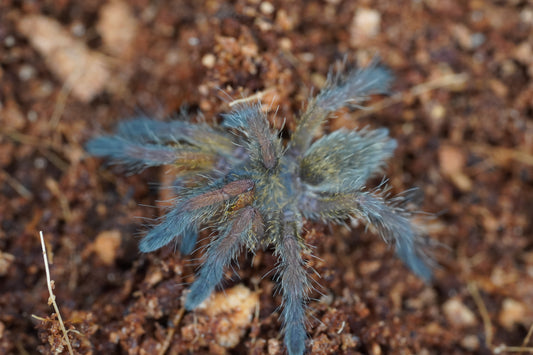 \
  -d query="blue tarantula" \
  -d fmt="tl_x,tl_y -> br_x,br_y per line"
87,62 -> 432,355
